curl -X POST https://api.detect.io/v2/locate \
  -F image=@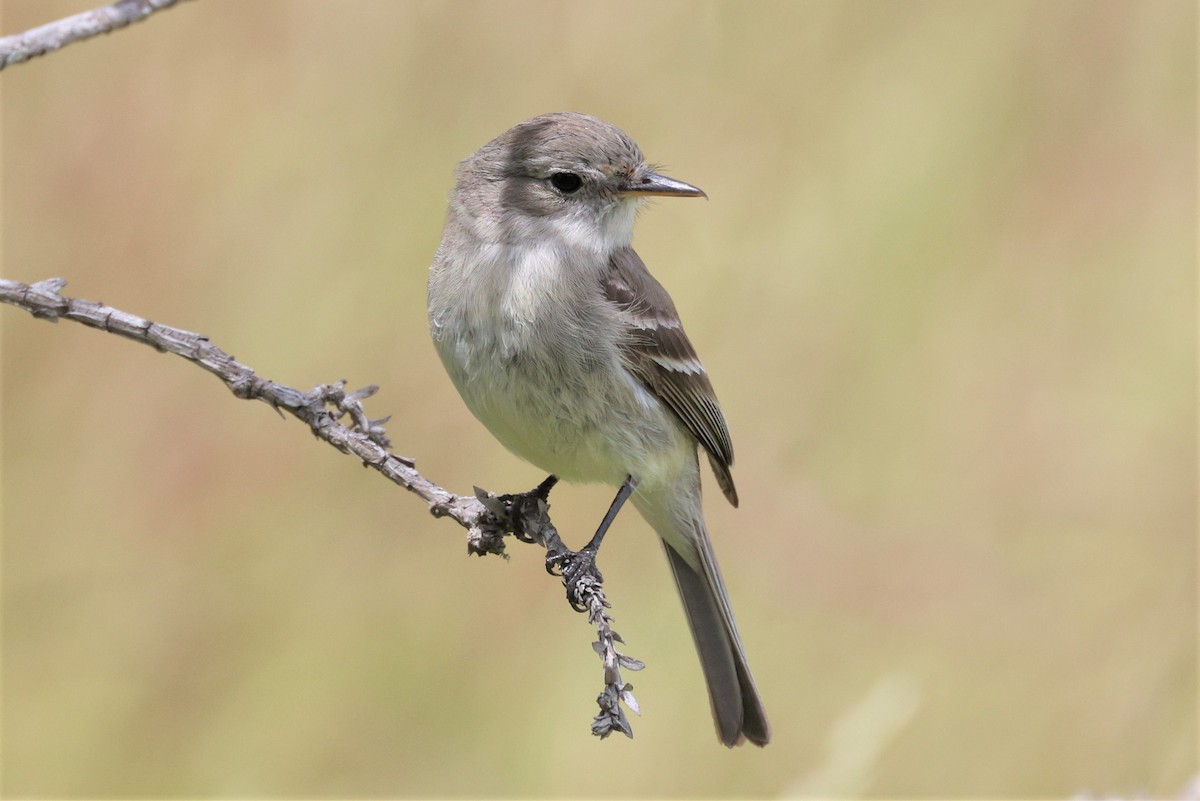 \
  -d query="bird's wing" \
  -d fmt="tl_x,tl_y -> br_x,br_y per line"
603,247 -> 738,507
